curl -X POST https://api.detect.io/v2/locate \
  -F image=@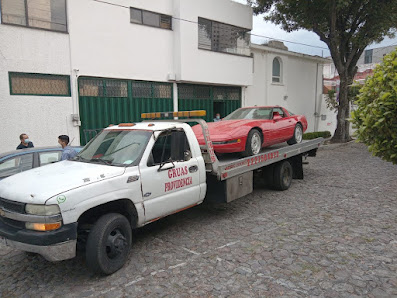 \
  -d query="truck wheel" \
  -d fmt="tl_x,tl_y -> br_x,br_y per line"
272,161 -> 293,190
287,124 -> 303,145
243,129 -> 262,157
86,213 -> 132,275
